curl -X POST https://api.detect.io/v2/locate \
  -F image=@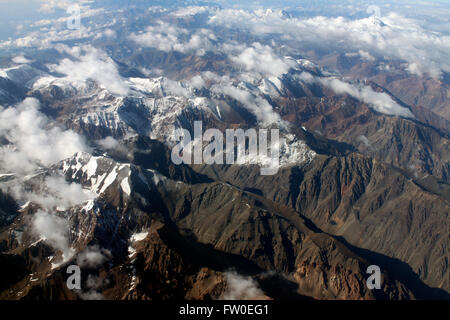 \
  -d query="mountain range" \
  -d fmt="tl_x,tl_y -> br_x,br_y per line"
0,2 -> 448,300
